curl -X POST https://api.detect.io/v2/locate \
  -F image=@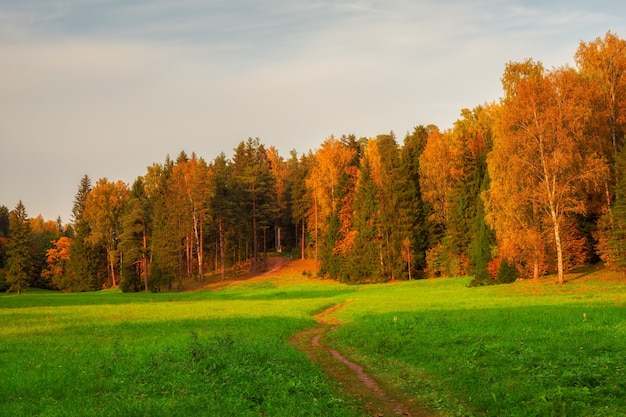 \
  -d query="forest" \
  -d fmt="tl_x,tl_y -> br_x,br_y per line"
2,31 -> 626,293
